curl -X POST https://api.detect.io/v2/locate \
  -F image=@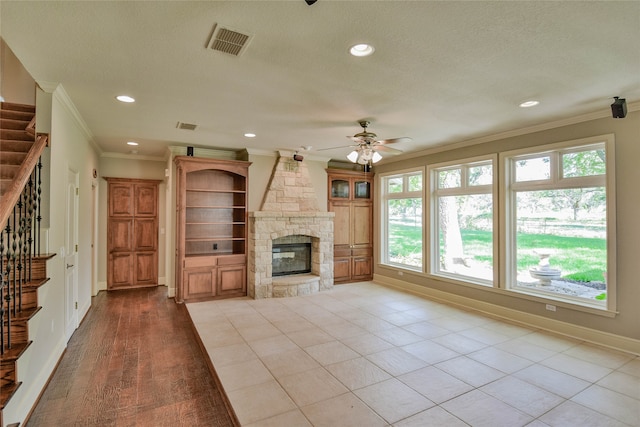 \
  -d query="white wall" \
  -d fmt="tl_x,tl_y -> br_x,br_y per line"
4,84 -> 100,425
0,39 -> 35,104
